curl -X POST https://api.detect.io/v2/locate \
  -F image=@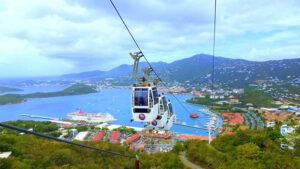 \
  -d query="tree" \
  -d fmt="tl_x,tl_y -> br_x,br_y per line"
237,143 -> 261,160
50,149 -> 73,166
267,130 -> 281,141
